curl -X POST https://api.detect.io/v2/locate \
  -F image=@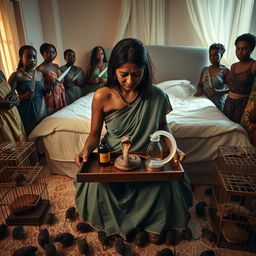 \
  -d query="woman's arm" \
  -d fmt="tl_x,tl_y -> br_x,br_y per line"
194,69 -> 204,96
75,90 -> 105,166
8,71 -> 33,100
